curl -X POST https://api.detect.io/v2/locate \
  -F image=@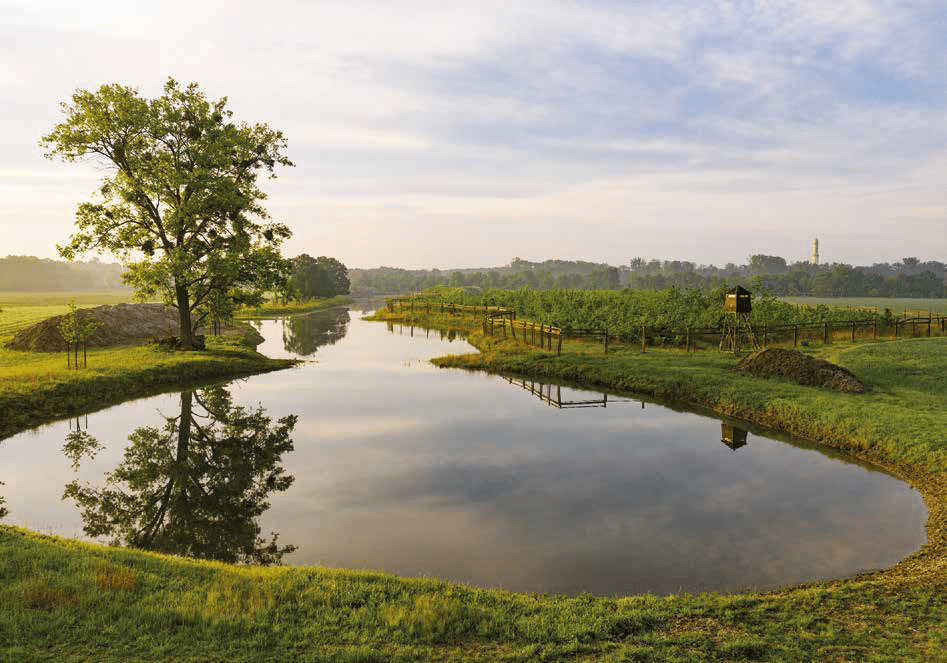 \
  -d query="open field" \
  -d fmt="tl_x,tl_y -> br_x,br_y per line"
0,292 -> 134,342
1,304 -> 945,660
782,296 -> 947,314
